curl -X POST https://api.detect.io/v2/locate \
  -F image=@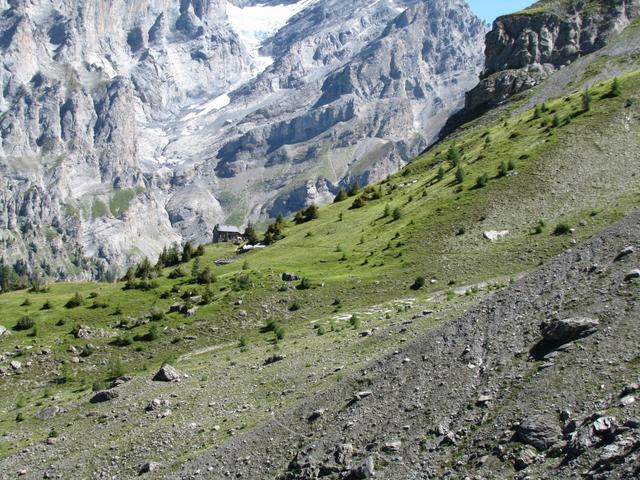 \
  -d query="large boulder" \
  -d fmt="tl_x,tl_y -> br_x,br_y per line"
542,317 -> 599,346
566,415 -> 618,459
0,325 -> 10,337
516,415 -> 562,451
90,390 -> 119,404
152,364 -> 182,382
36,406 -> 65,421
